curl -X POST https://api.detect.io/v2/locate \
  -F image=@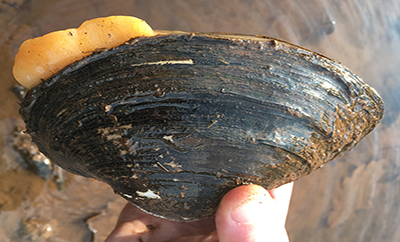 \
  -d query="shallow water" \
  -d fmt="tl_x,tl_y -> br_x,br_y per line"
0,0 -> 399,241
